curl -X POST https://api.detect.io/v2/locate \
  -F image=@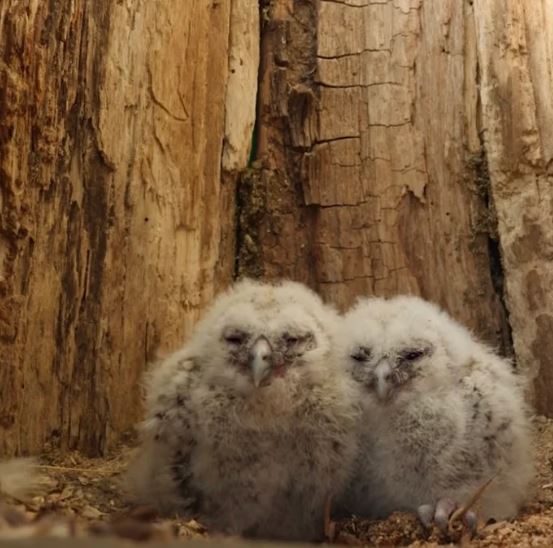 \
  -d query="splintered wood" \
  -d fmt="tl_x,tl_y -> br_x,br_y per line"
252,0 -> 510,352
0,0 -> 258,456
249,0 -> 553,417
471,1 -> 553,415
